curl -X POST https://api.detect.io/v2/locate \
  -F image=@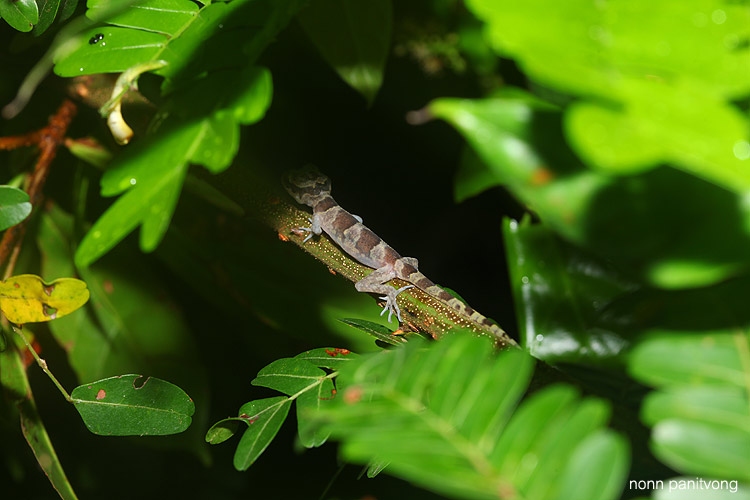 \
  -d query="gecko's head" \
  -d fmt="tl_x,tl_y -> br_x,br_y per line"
282,165 -> 331,206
